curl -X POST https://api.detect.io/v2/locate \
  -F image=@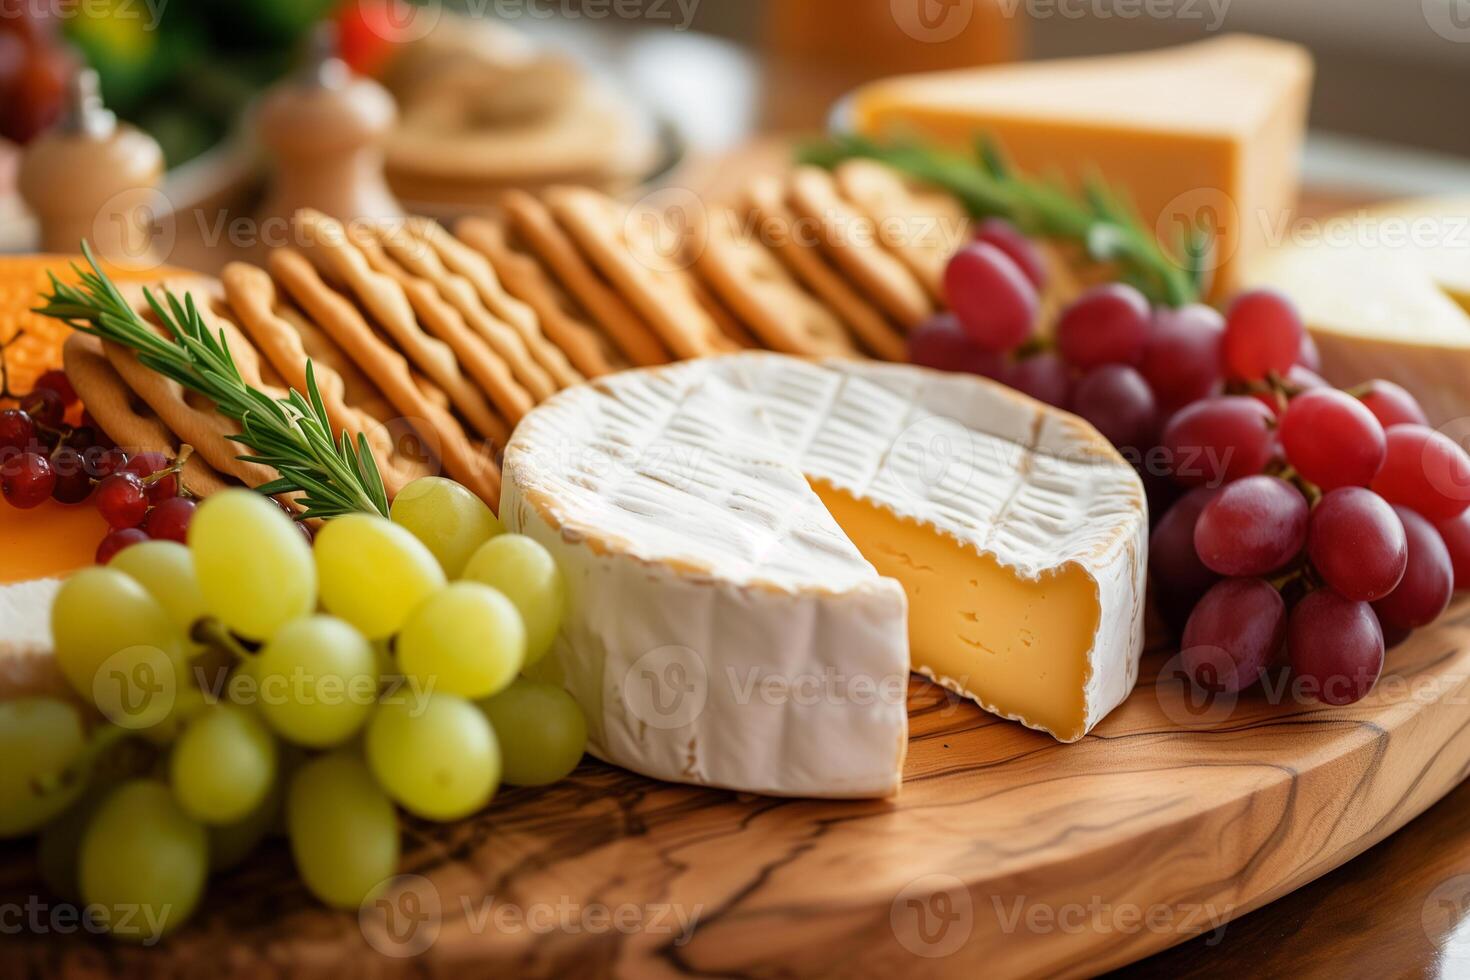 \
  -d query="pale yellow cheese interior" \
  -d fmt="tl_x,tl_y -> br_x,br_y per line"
814,481 -> 1099,740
